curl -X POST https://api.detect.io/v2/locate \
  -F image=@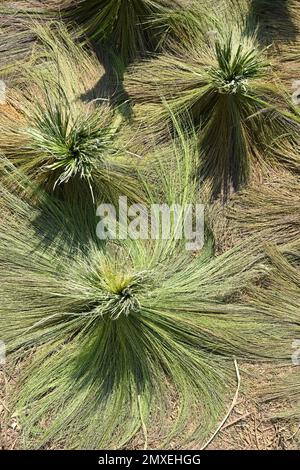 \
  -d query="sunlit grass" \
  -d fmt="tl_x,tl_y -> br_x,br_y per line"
0,124 -> 284,449
125,22 -> 300,199
0,25 -> 143,203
